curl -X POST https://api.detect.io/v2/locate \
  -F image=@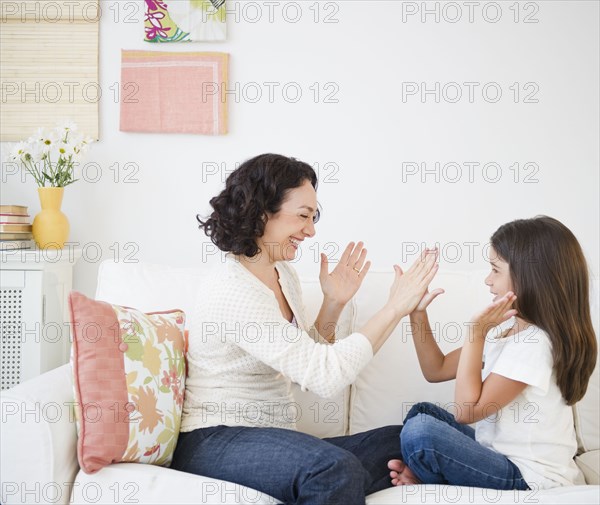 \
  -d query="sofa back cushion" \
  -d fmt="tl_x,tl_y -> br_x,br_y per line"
291,277 -> 353,438
573,277 -> 600,453
95,261 -> 204,317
